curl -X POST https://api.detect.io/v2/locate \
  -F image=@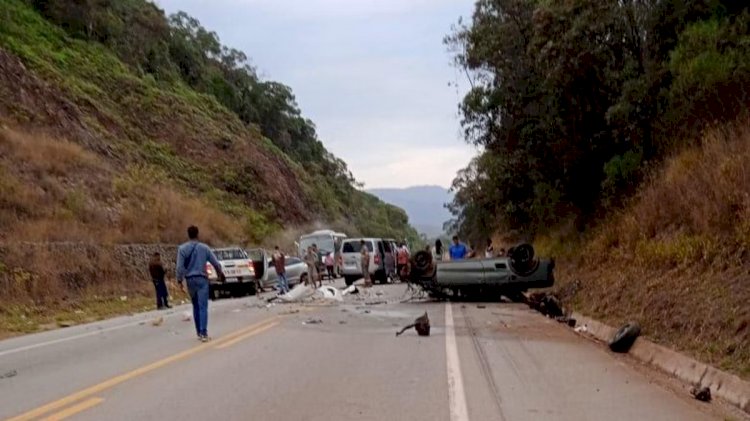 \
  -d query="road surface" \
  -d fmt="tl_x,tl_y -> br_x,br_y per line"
0,282 -> 744,421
